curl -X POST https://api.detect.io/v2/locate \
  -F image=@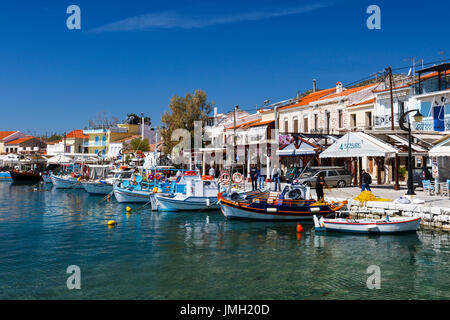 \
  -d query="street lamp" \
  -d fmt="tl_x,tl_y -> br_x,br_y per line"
399,109 -> 423,195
